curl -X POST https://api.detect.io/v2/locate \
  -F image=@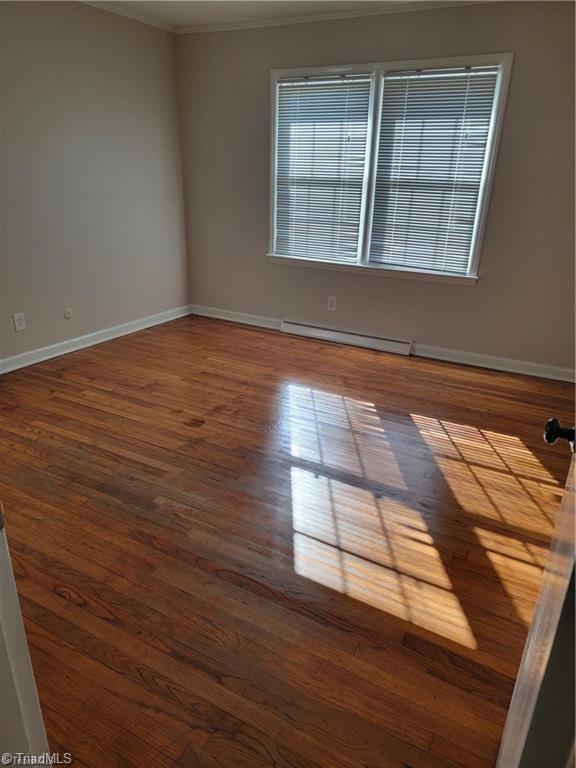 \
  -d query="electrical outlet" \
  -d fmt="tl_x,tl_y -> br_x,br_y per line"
13,312 -> 27,332
327,296 -> 336,312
